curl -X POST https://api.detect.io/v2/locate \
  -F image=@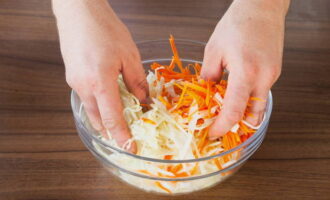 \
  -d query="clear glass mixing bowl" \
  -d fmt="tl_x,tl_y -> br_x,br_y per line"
71,39 -> 273,195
